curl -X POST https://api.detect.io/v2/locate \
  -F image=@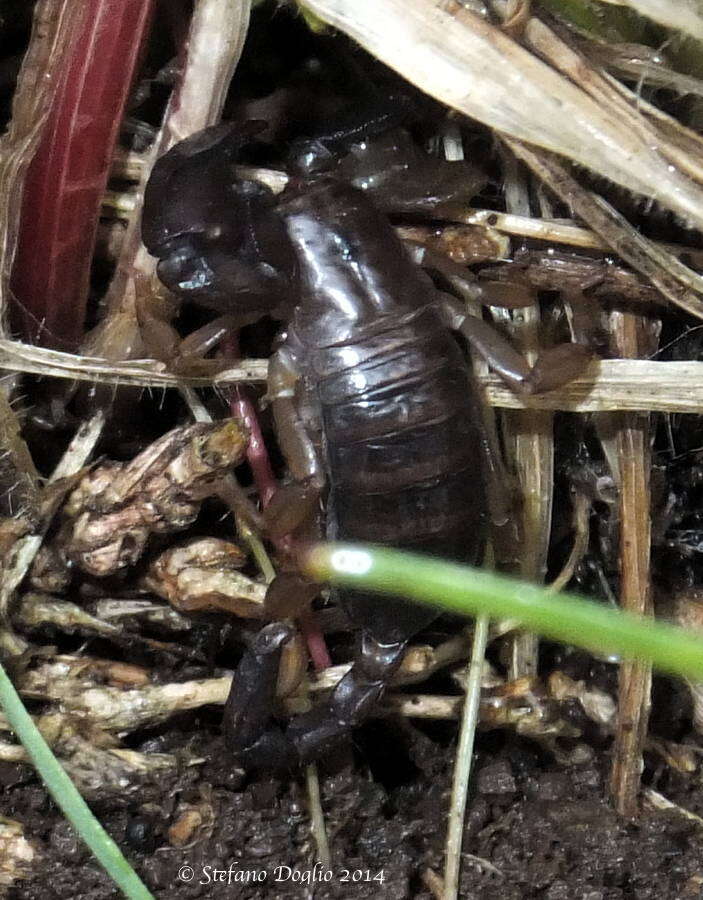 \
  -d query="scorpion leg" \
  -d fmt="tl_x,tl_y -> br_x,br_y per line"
438,294 -> 592,394
408,242 -> 536,311
137,290 -> 267,376
262,346 -> 324,539
178,314 -> 244,358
